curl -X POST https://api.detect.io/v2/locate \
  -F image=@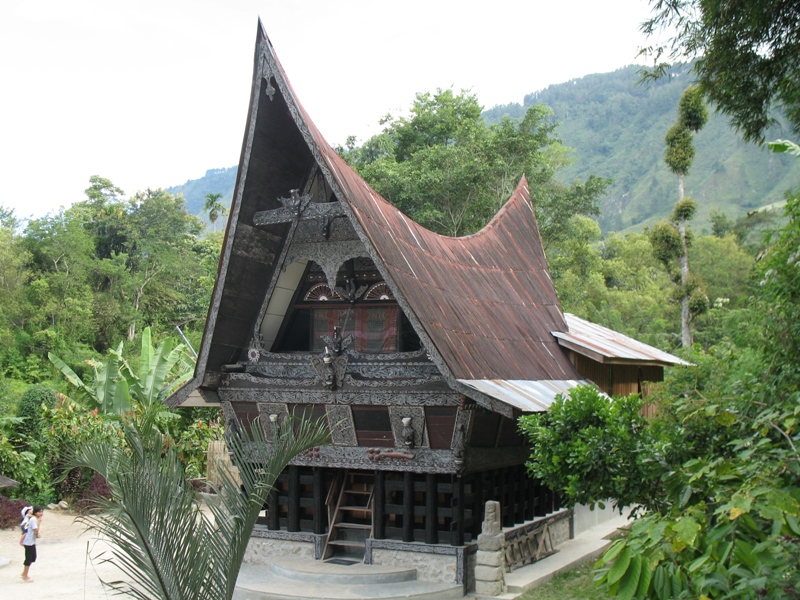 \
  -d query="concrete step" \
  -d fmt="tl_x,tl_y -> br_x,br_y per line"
234,557 -> 464,600
270,556 -> 416,584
